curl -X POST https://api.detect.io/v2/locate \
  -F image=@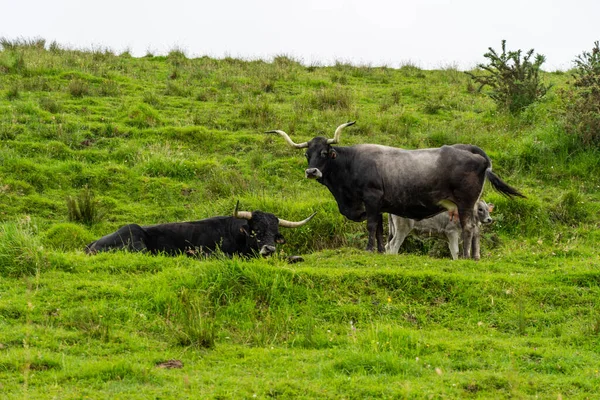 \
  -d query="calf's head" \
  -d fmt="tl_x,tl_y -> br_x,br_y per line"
267,122 -> 356,180
233,202 -> 316,256
476,200 -> 494,224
